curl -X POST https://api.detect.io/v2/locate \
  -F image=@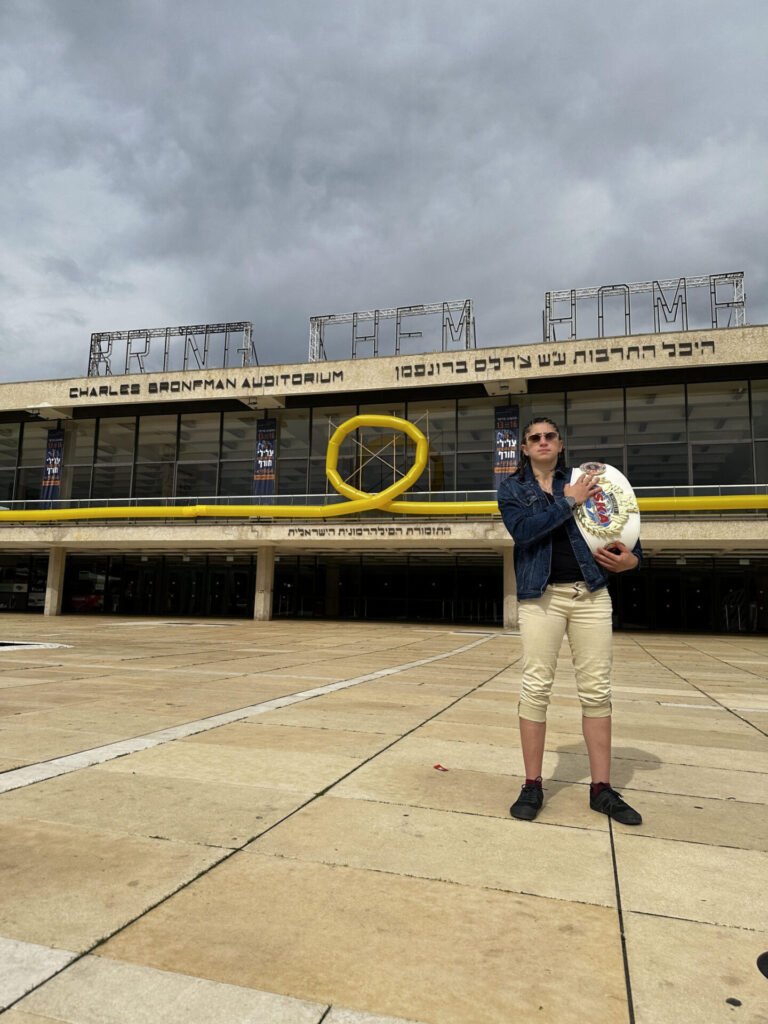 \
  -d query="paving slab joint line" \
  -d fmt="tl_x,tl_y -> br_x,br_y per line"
0,846 -> 235,1016
607,818 -> 636,1024
637,640 -> 768,738
628,907 -> 768,933
0,936 -> 78,1014
0,639 -> 514,1016
256,846 -> 617,911
0,634 -> 500,795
